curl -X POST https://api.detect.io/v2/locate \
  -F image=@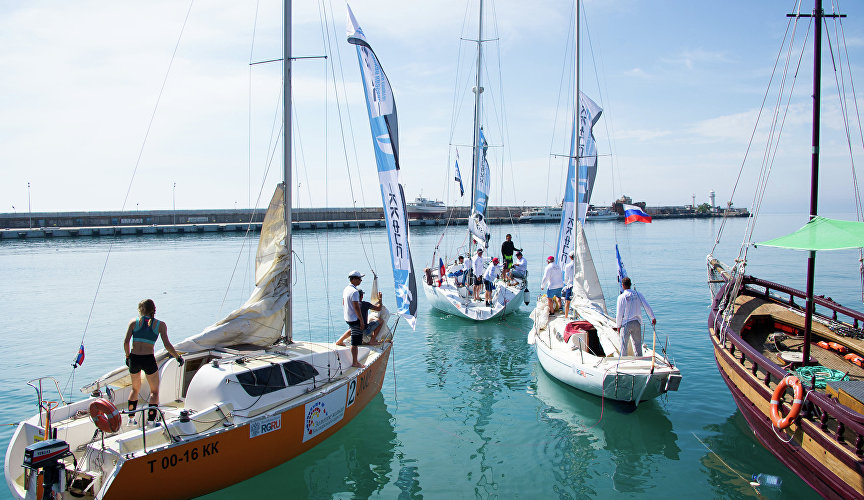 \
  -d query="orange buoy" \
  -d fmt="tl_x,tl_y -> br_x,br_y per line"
770,375 -> 804,429
89,398 -> 121,433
